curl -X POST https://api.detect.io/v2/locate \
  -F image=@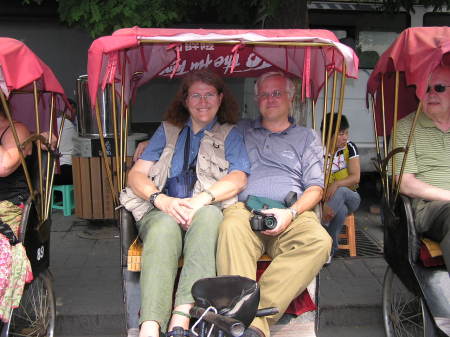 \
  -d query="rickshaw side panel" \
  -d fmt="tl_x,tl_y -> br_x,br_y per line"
20,148 -> 54,275
383,195 -> 420,294
23,204 -> 51,275
120,208 -> 141,331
